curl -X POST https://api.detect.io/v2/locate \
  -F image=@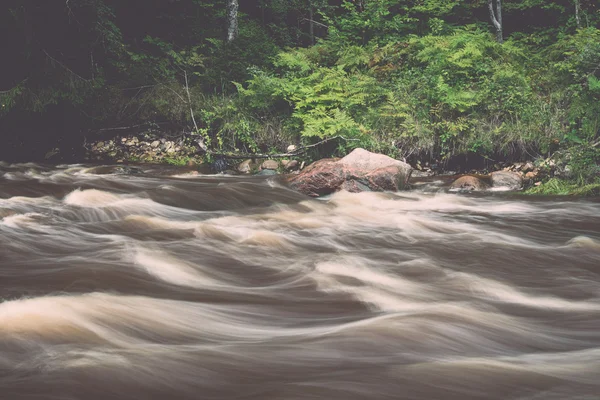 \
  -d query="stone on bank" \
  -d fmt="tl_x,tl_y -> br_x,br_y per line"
286,148 -> 412,197
449,171 -> 523,192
